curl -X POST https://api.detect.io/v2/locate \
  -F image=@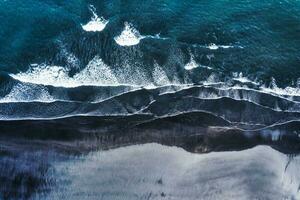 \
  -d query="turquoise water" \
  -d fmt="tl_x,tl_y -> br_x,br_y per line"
1,0 -> 300,86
